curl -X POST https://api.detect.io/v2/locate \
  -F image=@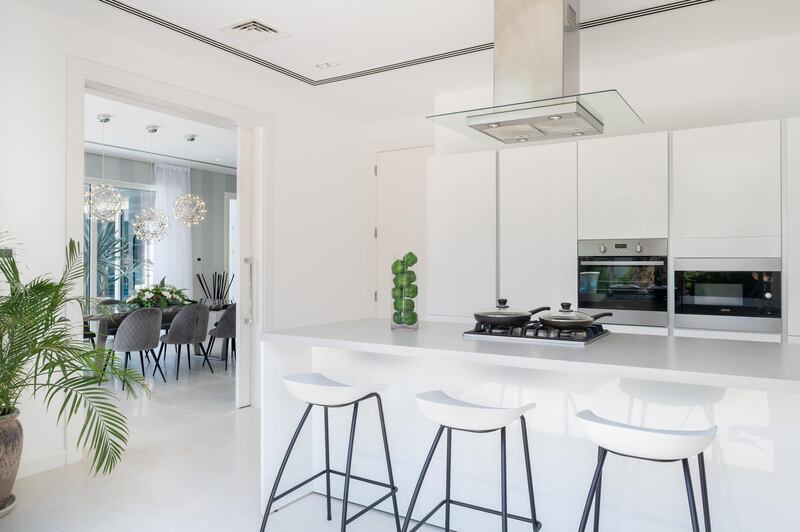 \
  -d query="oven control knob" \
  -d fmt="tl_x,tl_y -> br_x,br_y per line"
635,243 -> 643,254
599,244 -> 607,254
